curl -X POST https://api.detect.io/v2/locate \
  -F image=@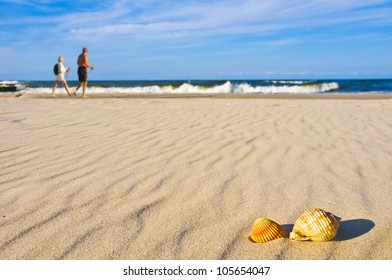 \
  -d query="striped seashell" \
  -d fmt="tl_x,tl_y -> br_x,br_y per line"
249,218 -> 285,243
289,208 -> 341,241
